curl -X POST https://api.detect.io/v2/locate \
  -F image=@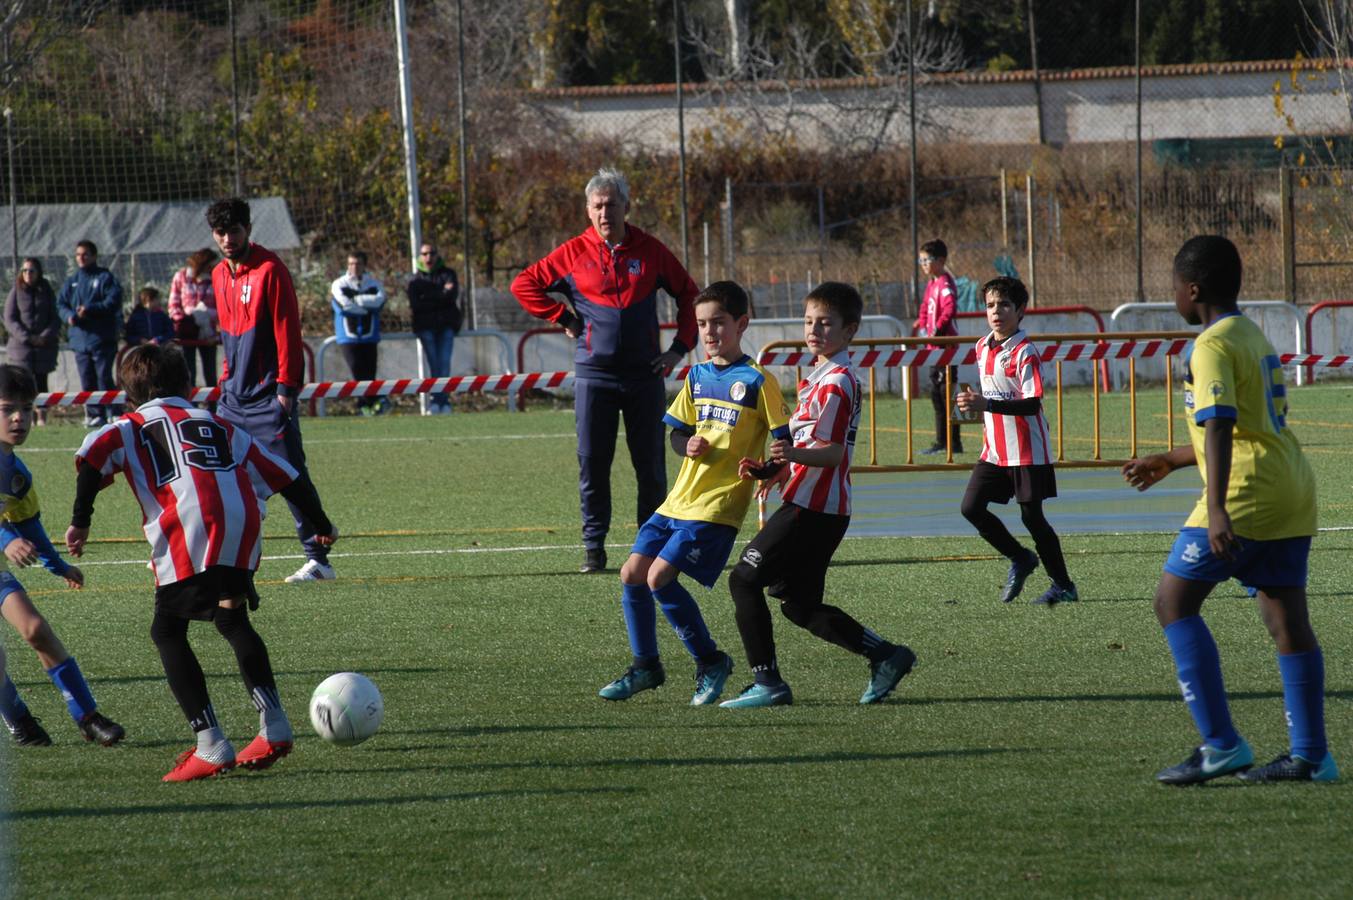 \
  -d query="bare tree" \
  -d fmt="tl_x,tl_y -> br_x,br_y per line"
1302,0 -> 1353,126
685,0 -> 964,154
0,1 -> 107,92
